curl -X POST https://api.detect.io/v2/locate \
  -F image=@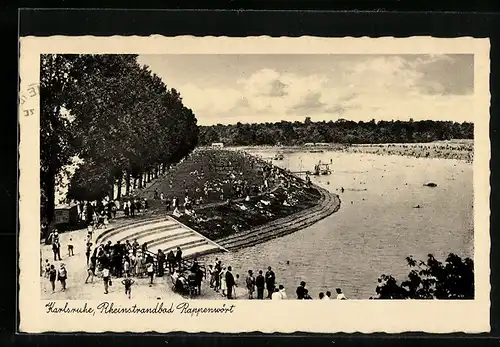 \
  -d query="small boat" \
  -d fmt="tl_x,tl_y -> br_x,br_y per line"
313,163 -> 332,176
310,149 -> 324,153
